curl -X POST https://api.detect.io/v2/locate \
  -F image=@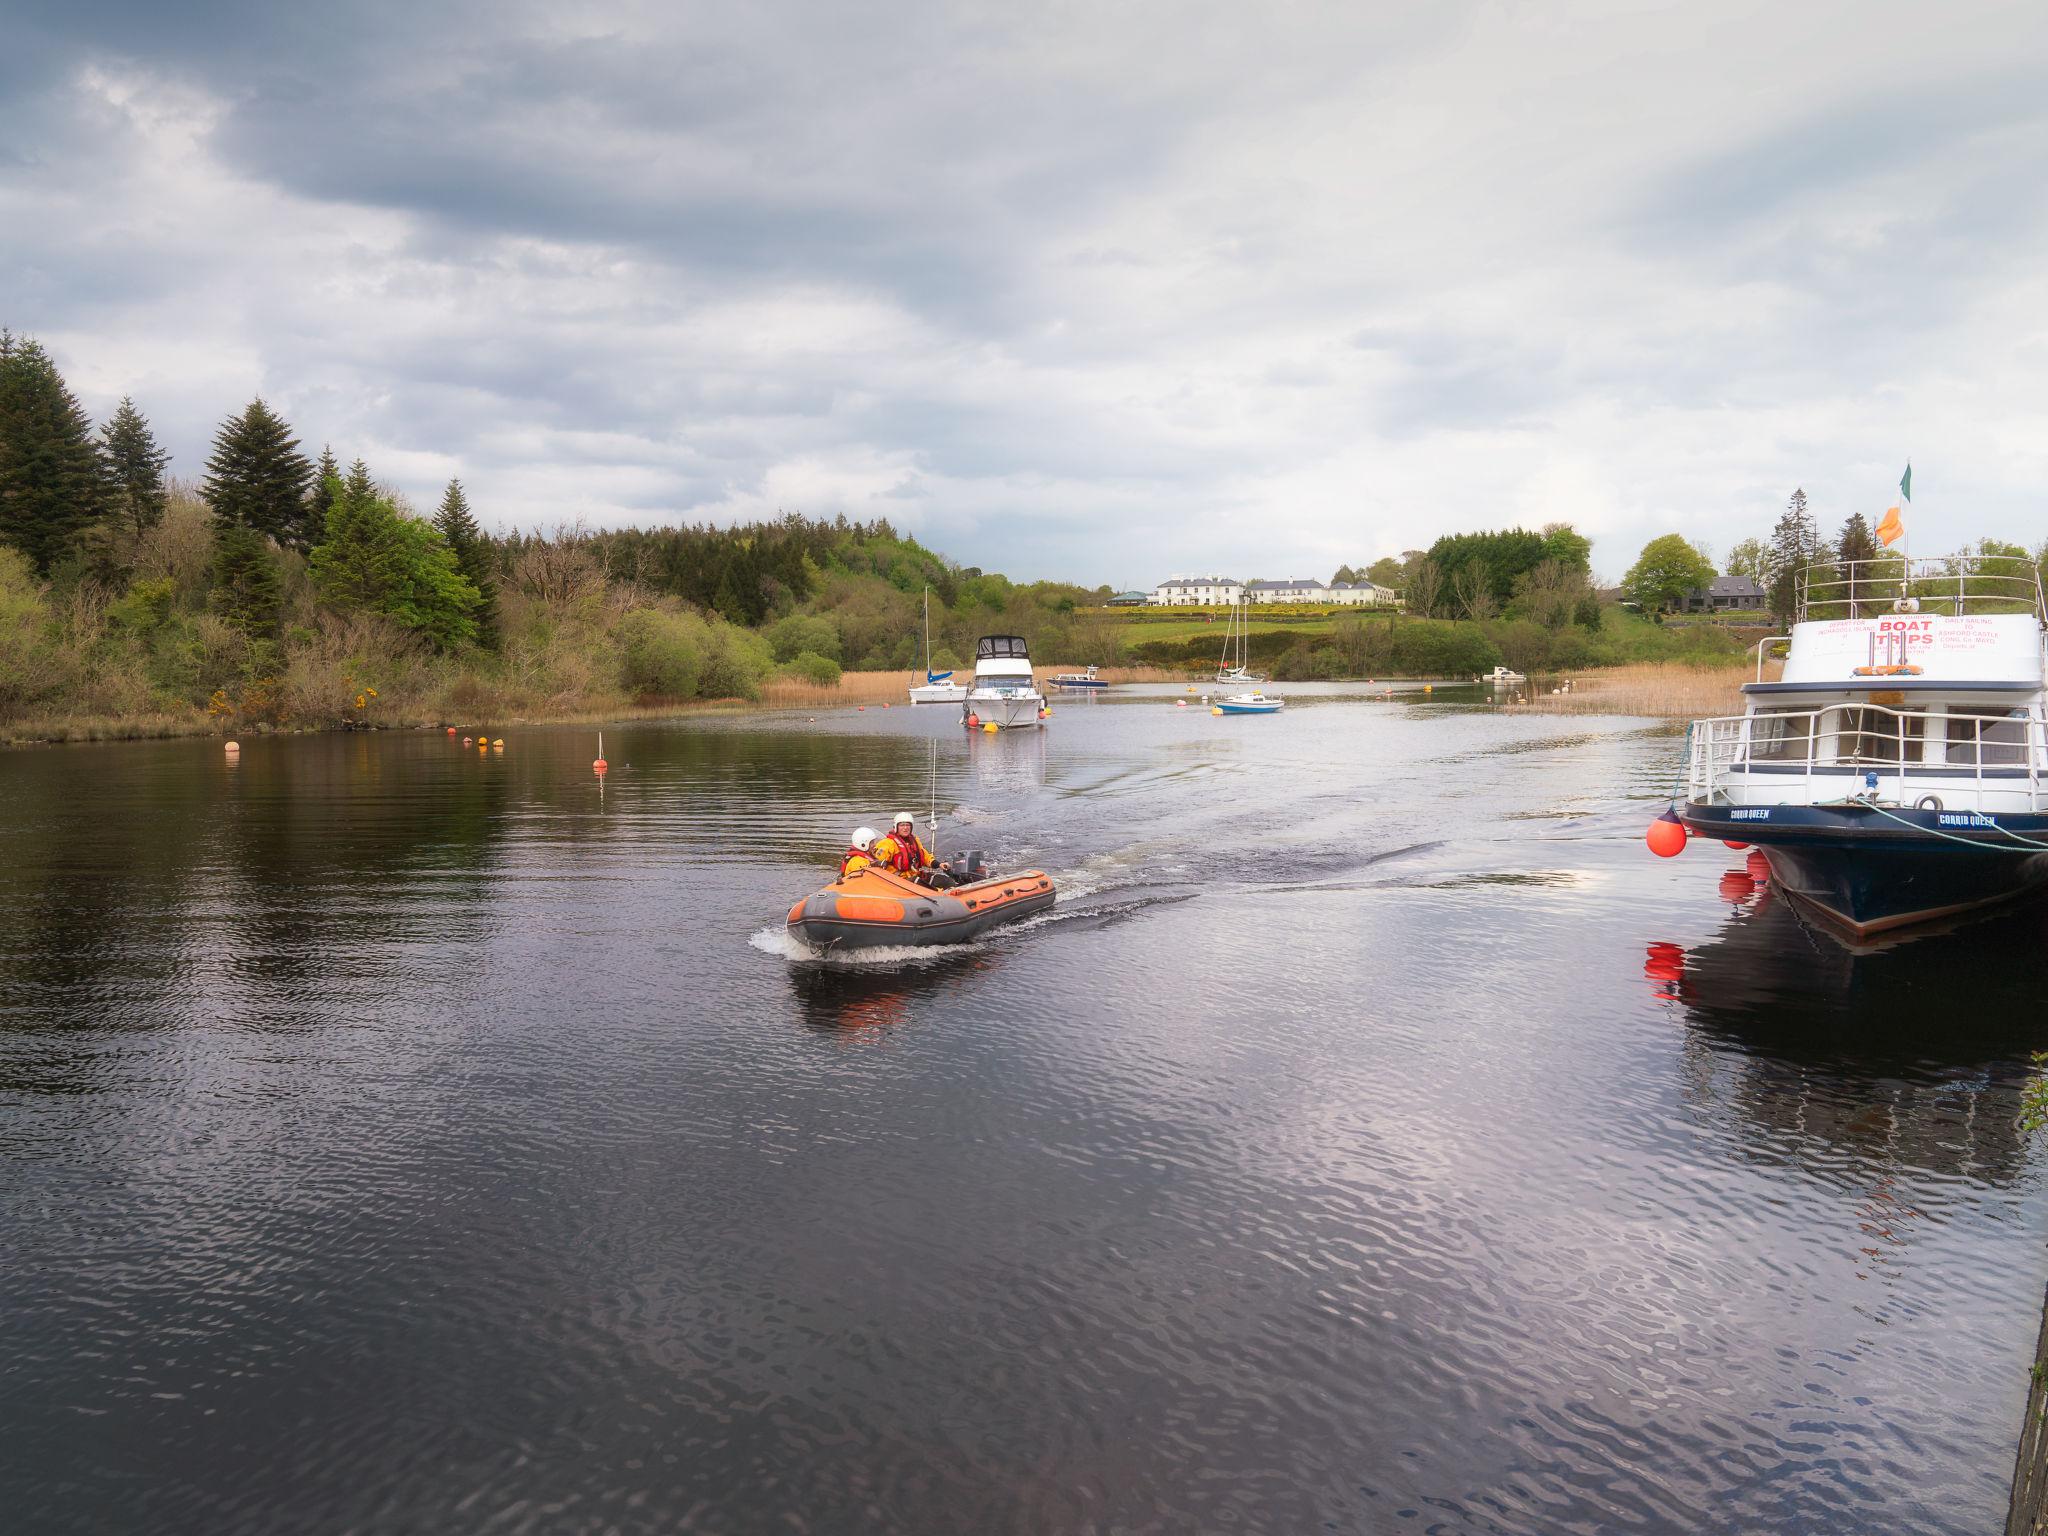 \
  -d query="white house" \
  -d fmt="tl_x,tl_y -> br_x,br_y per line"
1246,579 -> 1327,604
1149,575 -> 1244,606
1328,581 -> 1399,607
